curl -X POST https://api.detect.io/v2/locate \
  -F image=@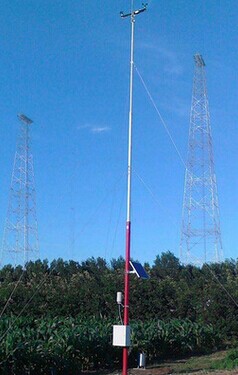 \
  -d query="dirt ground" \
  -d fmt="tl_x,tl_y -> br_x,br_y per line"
176,372 -> 238,374
128,369 -> 238,375
129,368 -> 172,375
91,351 -> 238,375
108,367 -> 238,375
